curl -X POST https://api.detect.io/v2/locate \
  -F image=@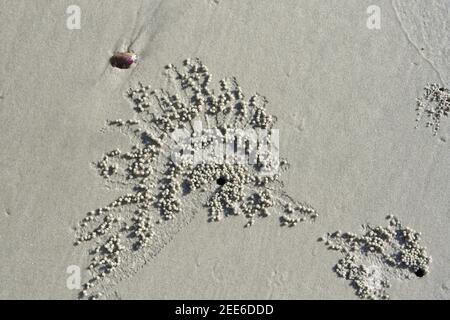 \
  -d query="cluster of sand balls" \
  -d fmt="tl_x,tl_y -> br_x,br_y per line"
187,163 -> 252,222
75,58 -> 317,299
97,149 -> 120,178
279,202 -> 317,227
132,209 -> 155,249
320,215 -> 431,300
79,234 -> 124,300
156,162 -> 183,220
415,83 -> 450,135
